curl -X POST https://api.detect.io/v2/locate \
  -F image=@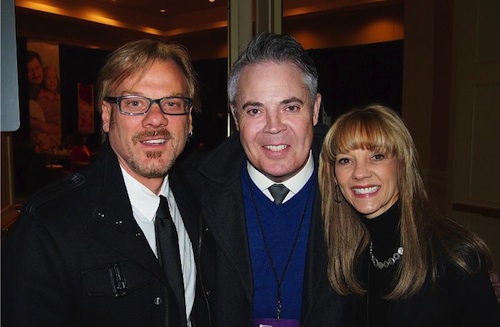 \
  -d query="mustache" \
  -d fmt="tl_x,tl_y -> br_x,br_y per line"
132,129 -> 172,142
